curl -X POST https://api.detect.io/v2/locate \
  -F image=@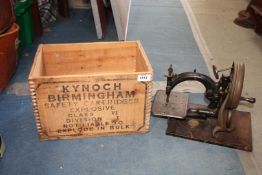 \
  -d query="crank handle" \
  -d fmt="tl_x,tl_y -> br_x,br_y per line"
240,97 -> 256,103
